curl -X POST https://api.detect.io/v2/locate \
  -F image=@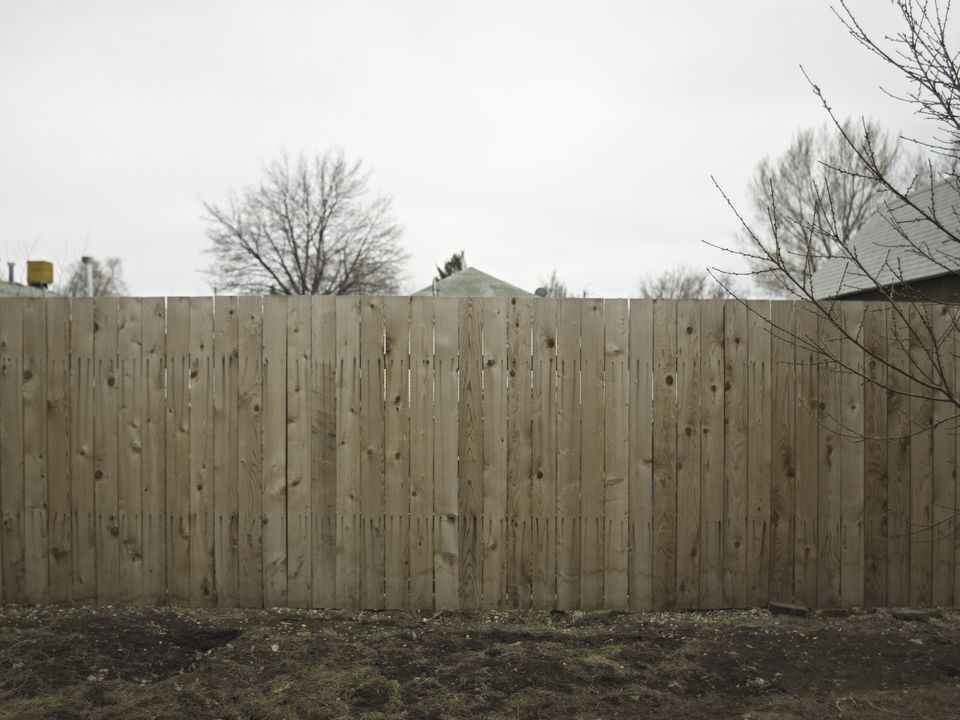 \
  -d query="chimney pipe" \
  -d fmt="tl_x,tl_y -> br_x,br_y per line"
81,256 -> 94,297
